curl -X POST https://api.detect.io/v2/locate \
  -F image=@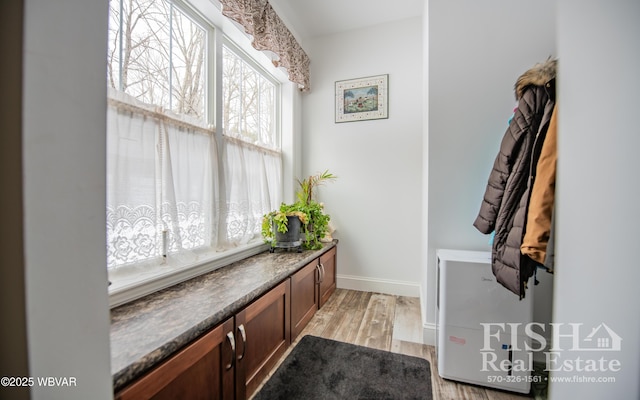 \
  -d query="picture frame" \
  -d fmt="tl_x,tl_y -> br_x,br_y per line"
335,74 -> 389,123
